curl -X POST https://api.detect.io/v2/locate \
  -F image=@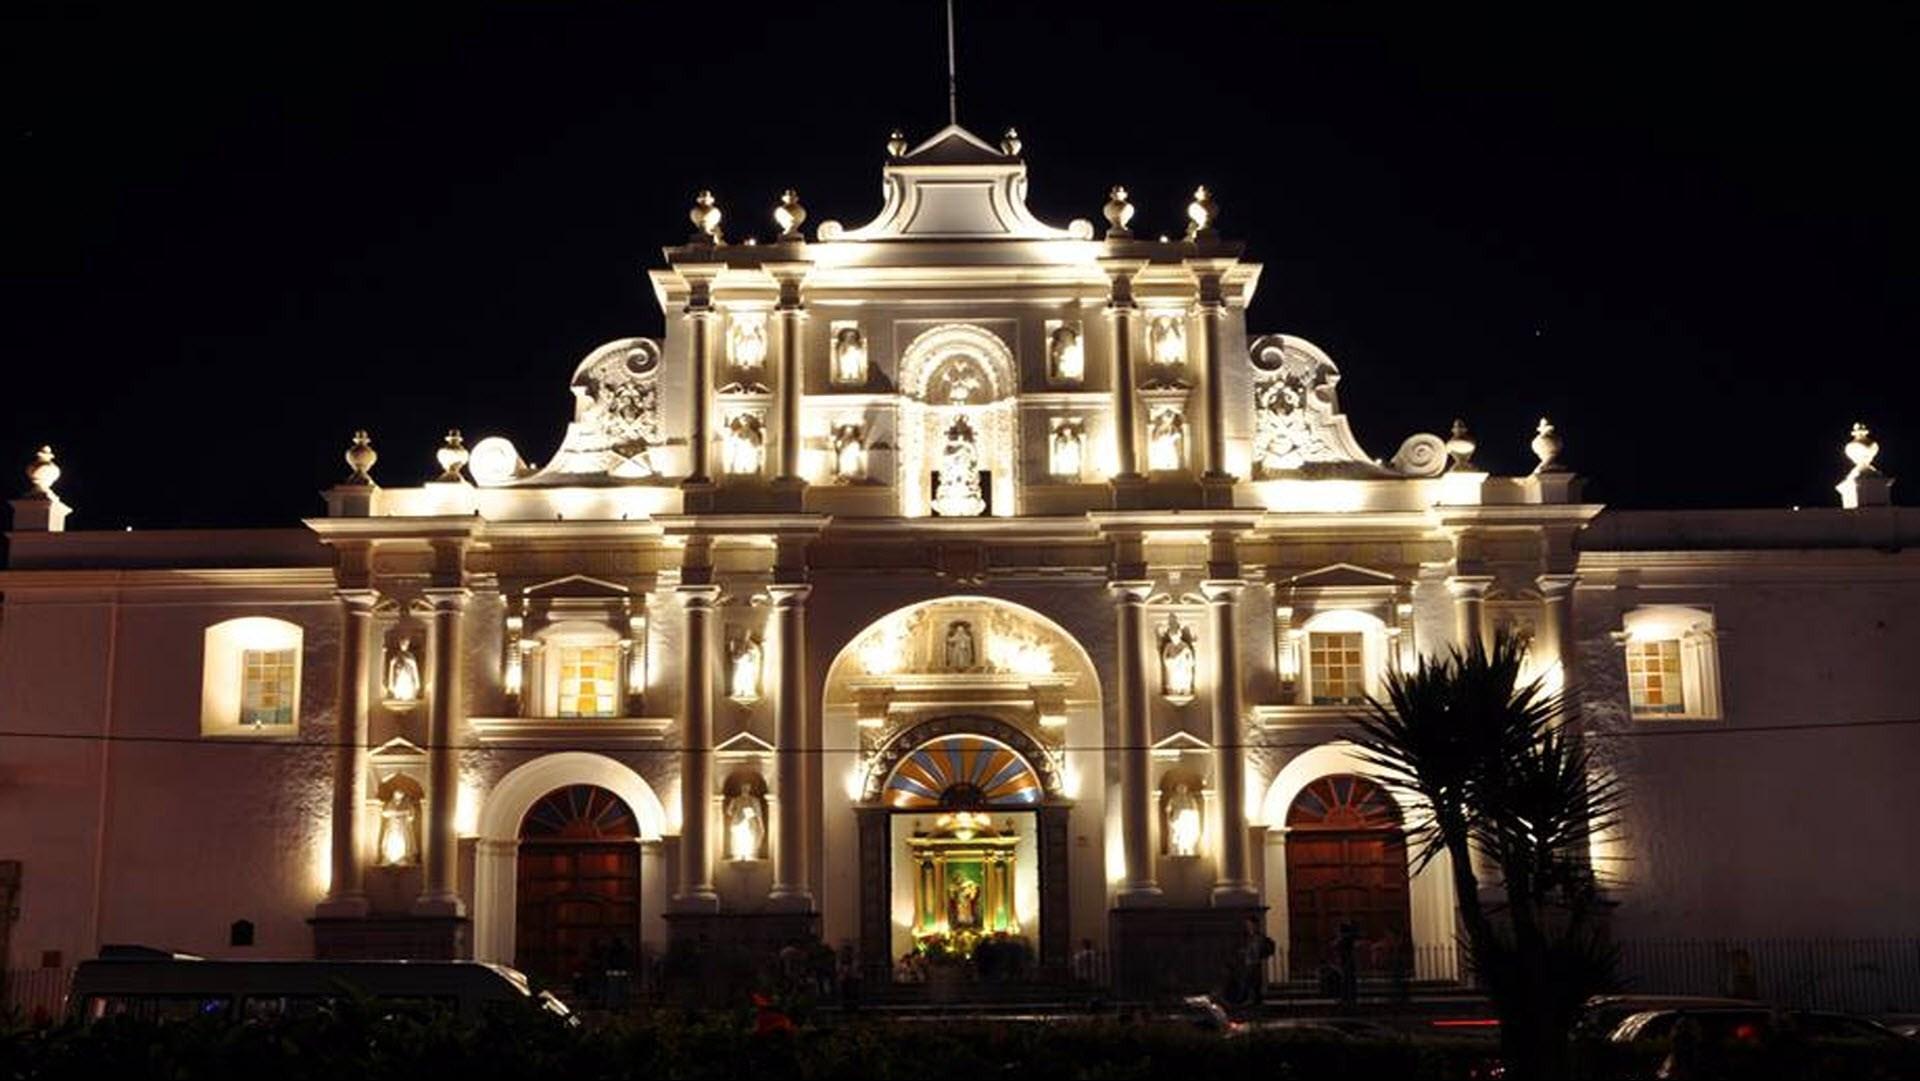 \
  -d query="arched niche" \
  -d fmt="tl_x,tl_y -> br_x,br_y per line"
893,324 -> 1020,517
